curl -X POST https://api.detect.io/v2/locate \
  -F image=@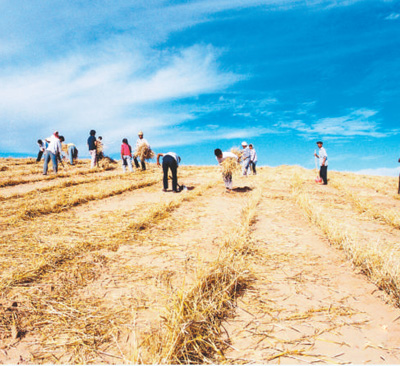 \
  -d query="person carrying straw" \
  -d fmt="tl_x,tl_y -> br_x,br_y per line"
214,148 -> 239,193
133,131 -> 150,171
